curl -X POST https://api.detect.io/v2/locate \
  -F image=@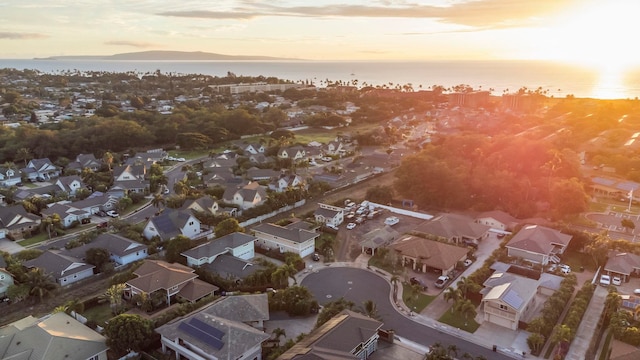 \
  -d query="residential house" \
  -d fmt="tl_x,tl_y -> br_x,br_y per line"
67,153 -> 102,172
589,176 -> 640,200
125,260 -> 218,305
269,174 -> 304,193
253,222 -> 319,258
55,175 -> 84,196
390,235 -> 469,276
41,203 -> 91,228
71,192 -> 119,215
23,158 -> 61,181
505,225 -> 573,265
201,294 -> 269,330
246,167 -> 279,182
156,303 -> 269,360
65,233 -> 148,266
24,250 -> 95,286
202,254 -> 266,282
203,167 -> 236,187
0,166 -> 22,187
113,164 -> 146,182
126,149 -> 167,165
325,141 -> 344,156
222,182 -> 267,210
0,257 -> 14,298
604,251 -> 640,283
245,143 -> 266,155
182,232 -> 256,267
314,203 -> 344,227
0,205 -> 41,240
109,178 -> 150,196
481,272 -> 539,330
143,208 -> 202,241
475,210 -> 520,232
0,313 -> 108,360
279,309 -> 383,360
413,213 -> 490,245
248,153 -> 271,165
278,146 -> 306,161
181,196 -> 219,216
